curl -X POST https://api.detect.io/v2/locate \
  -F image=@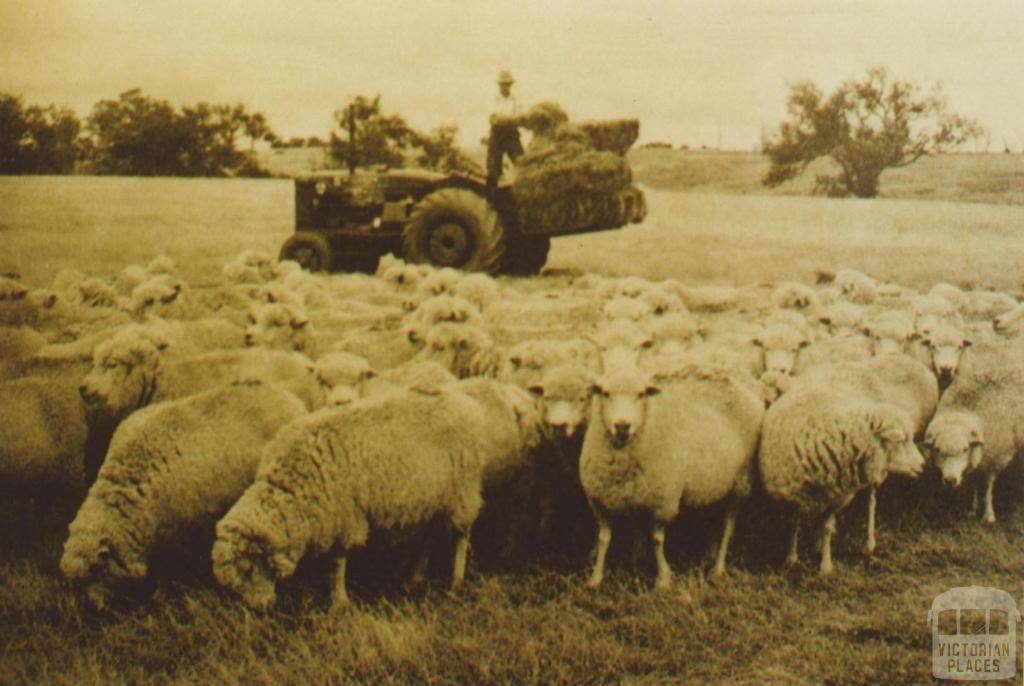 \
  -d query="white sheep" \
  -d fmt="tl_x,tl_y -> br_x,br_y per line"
863,310 -> 917,356
528,362 -> 595,441
244,303 -> 315,356
112,265 -> 150,297
579,360 -> 764,588
758,363 -> 925,575
0,377 -> 89,521
752,316 -> 812,377
923,367 -> 1024,525
817,301 -> 866,338
79,328 -> 321,420
145,255 -> 177,276
453,273 -> 502,312
314,352 -> 376,406
0,325 -> 46,378
61,382 -> 307,608
993,303 -> 1024,337
961,289 -> 1017,321
771,282 -> 820,312
211,377 -> 542,610
127,275 -> 193,319
834,269 -> 878,305
602,297 -> 653,323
